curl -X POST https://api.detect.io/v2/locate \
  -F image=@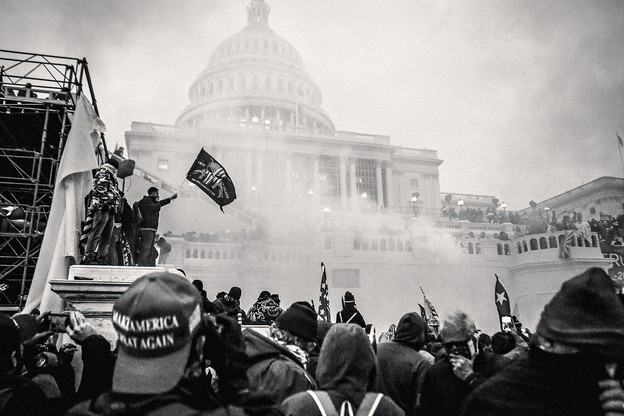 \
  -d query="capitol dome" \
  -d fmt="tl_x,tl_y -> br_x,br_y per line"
176,0 -> 334,131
